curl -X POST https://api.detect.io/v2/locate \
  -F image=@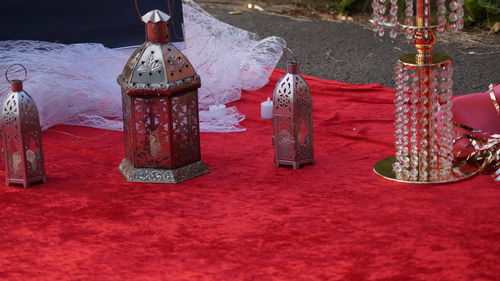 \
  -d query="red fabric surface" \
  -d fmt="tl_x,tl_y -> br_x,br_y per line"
1,70 -> 499,281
